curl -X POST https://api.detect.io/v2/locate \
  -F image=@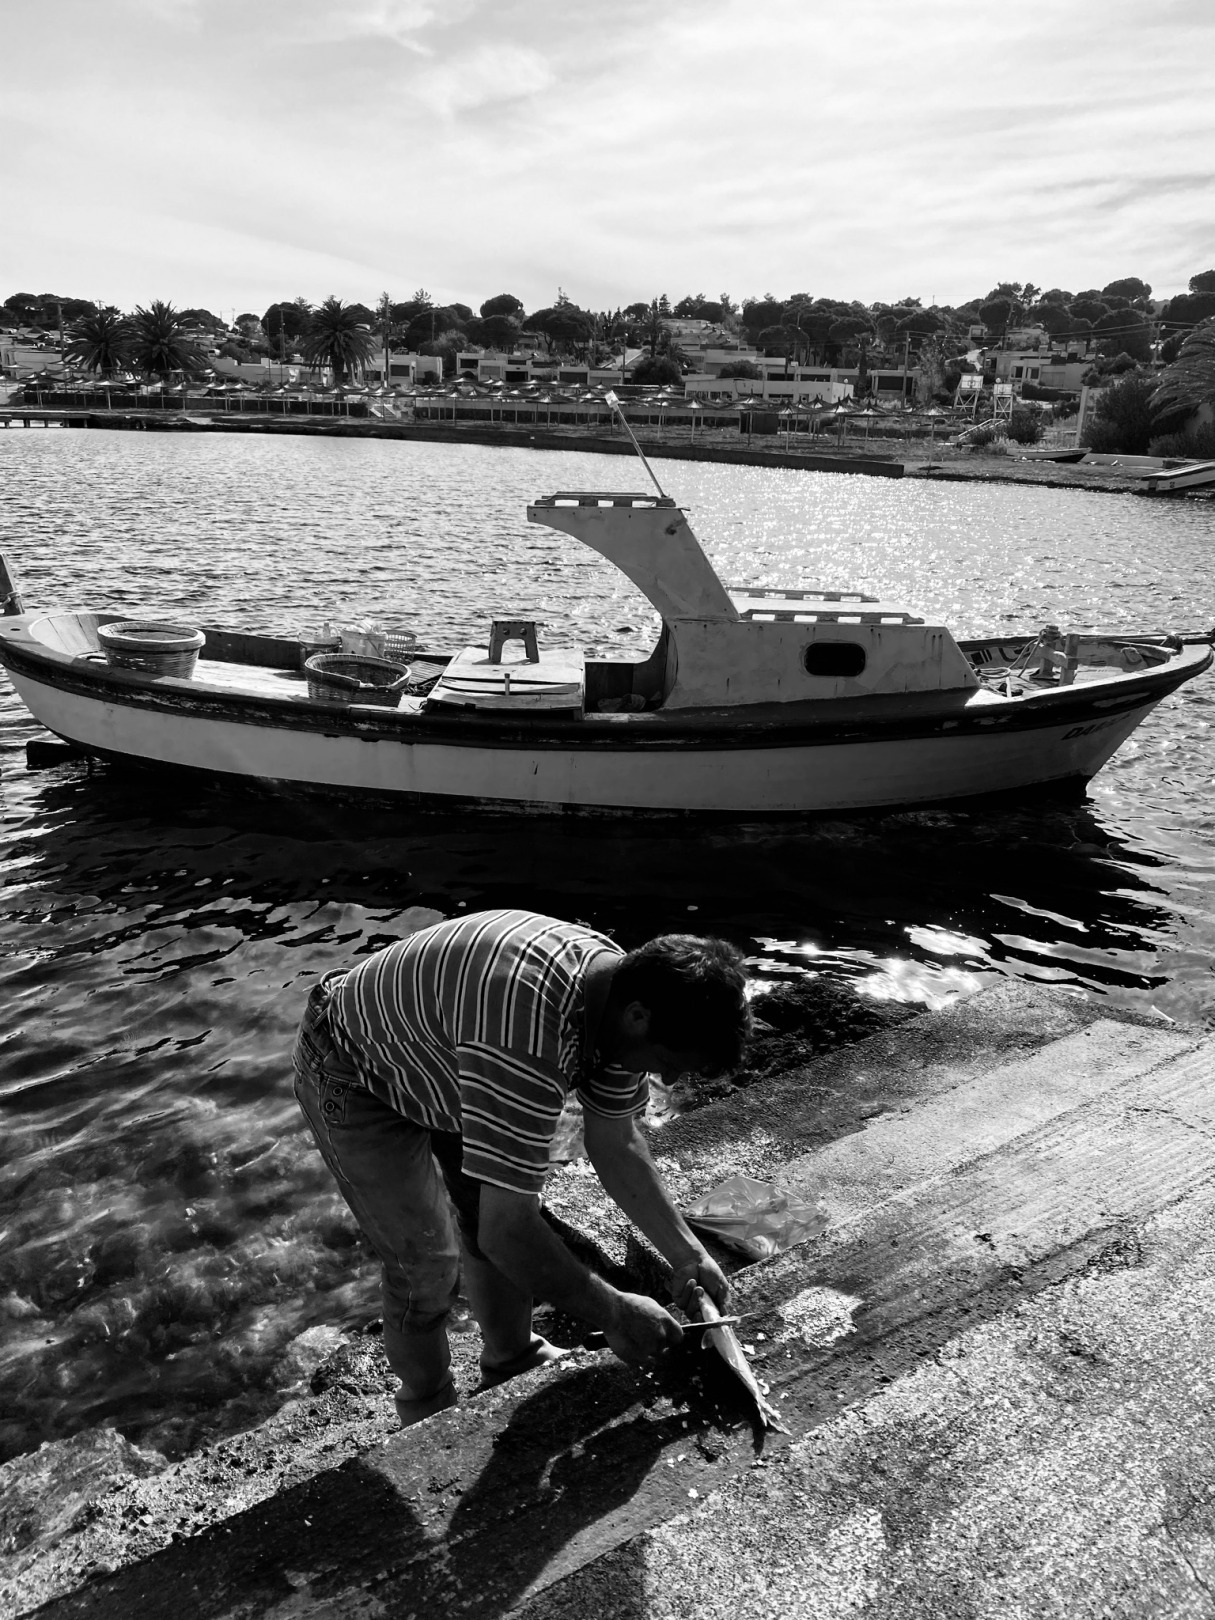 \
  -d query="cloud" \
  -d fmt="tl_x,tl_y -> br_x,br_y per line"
295,0 -> 444,50
410,43 -> 555,117
121,0 -> 206,24
5,0 -> 1214,311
